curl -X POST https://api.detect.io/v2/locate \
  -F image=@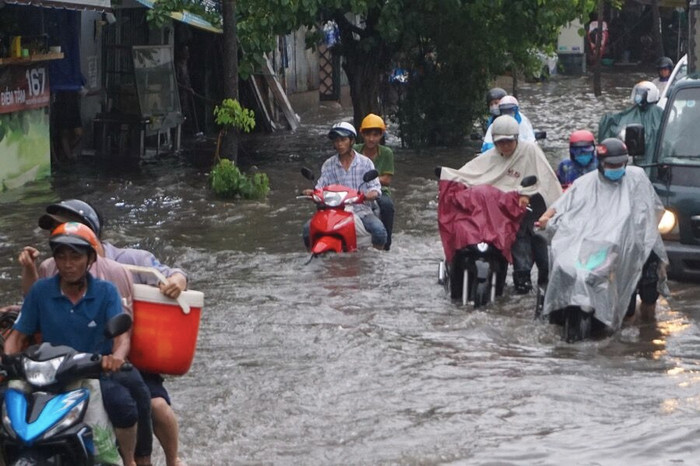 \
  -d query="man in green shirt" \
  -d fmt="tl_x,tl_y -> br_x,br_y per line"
355,113 -> 395,250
